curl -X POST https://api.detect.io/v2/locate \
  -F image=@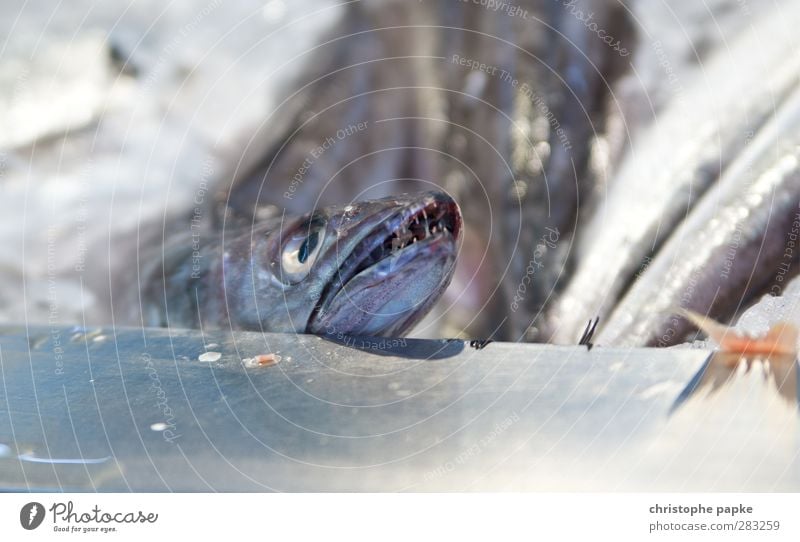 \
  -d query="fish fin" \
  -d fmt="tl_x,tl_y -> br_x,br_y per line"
761,322 -> 799,357
677,308 -> 733,345
679,308 -> 799,357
